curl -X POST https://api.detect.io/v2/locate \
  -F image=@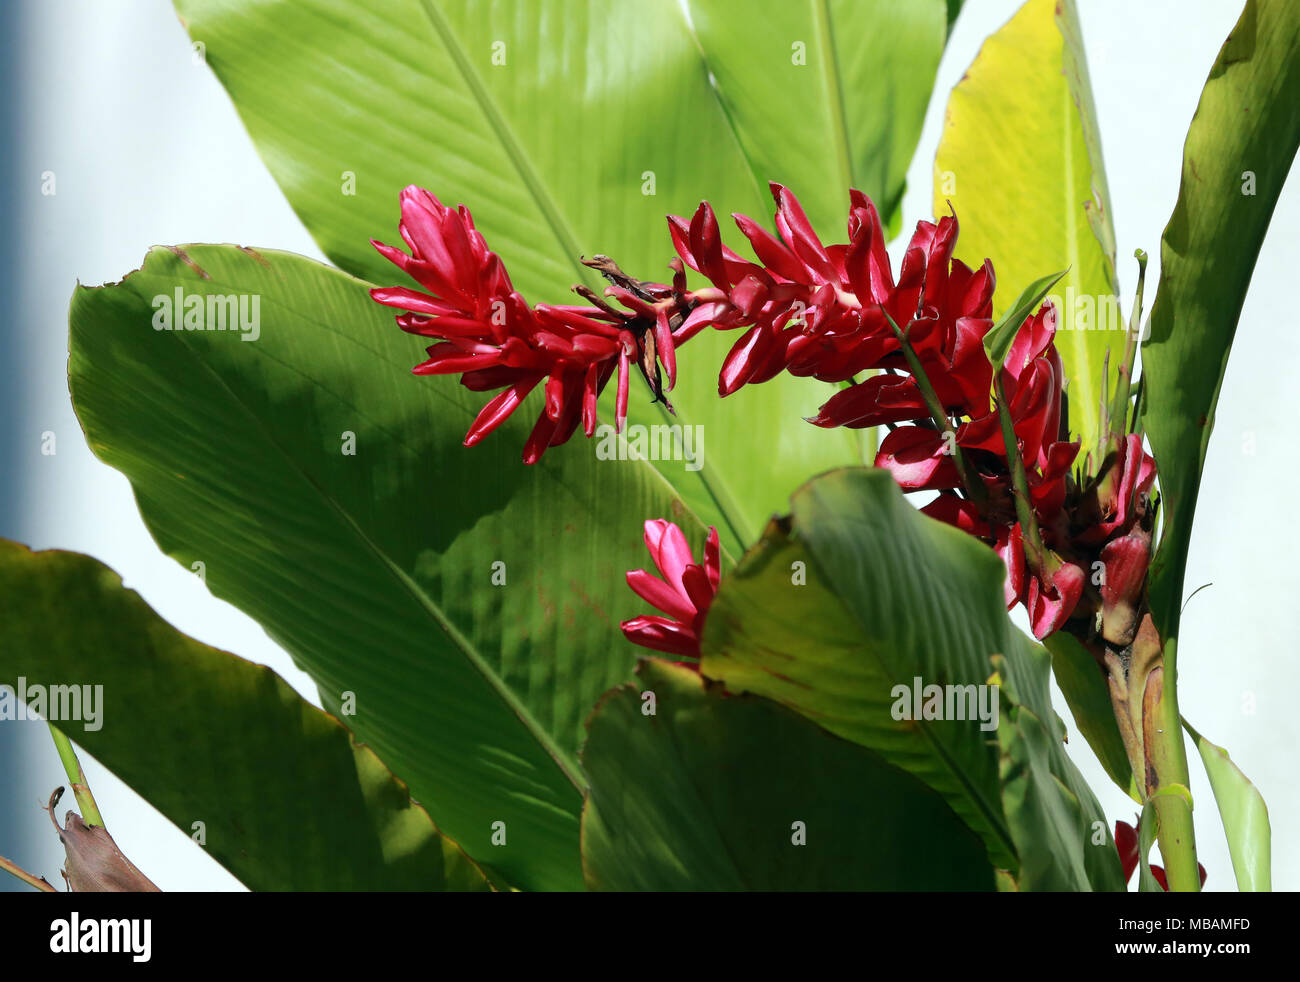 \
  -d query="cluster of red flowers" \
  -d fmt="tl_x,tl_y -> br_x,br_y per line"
668,183 -> 995,396
371,185 -> 712,463
1115,820 -> 1207,891
669,183 -> 1155,640
373,185 -> 1209,892
372,183 -> 1155,648
619,520 -> 721,662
